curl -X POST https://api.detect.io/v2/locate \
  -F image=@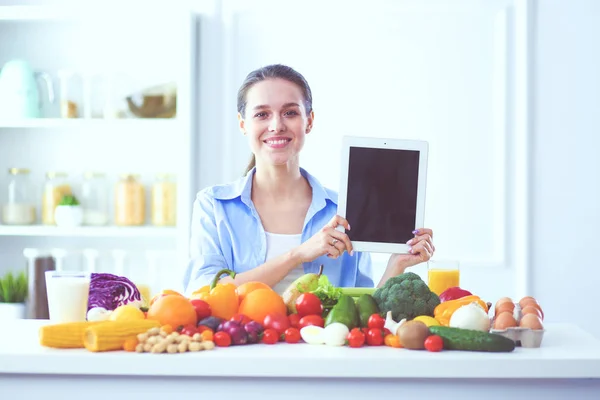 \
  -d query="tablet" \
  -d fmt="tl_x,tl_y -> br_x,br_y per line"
336,136 -> 429,254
